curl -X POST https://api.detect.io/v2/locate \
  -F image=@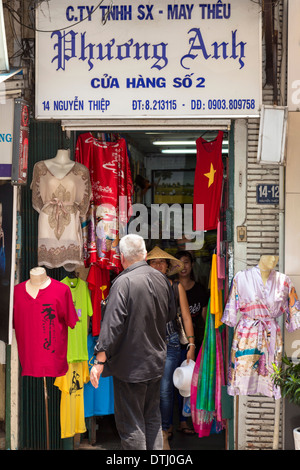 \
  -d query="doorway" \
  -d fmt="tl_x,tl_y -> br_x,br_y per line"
73,127 -> 232,451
